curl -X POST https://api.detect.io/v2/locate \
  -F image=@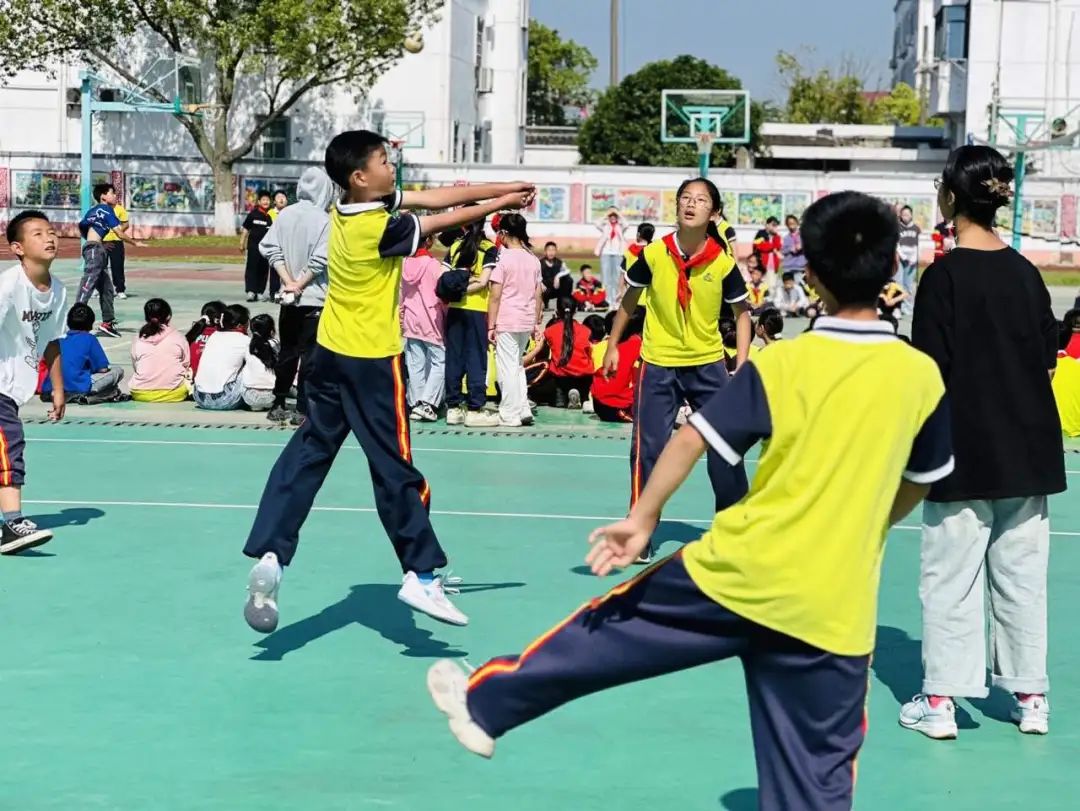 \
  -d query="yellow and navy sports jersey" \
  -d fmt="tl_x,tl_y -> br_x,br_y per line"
717,218 -> 737,252
683,317 -> 953,656
622,243 -> 648,307
626,233 -> 747,368
318,190 -> 421,359
446,237 -> 498,313
746,281 -> 769,308
103,204 -> 128,242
